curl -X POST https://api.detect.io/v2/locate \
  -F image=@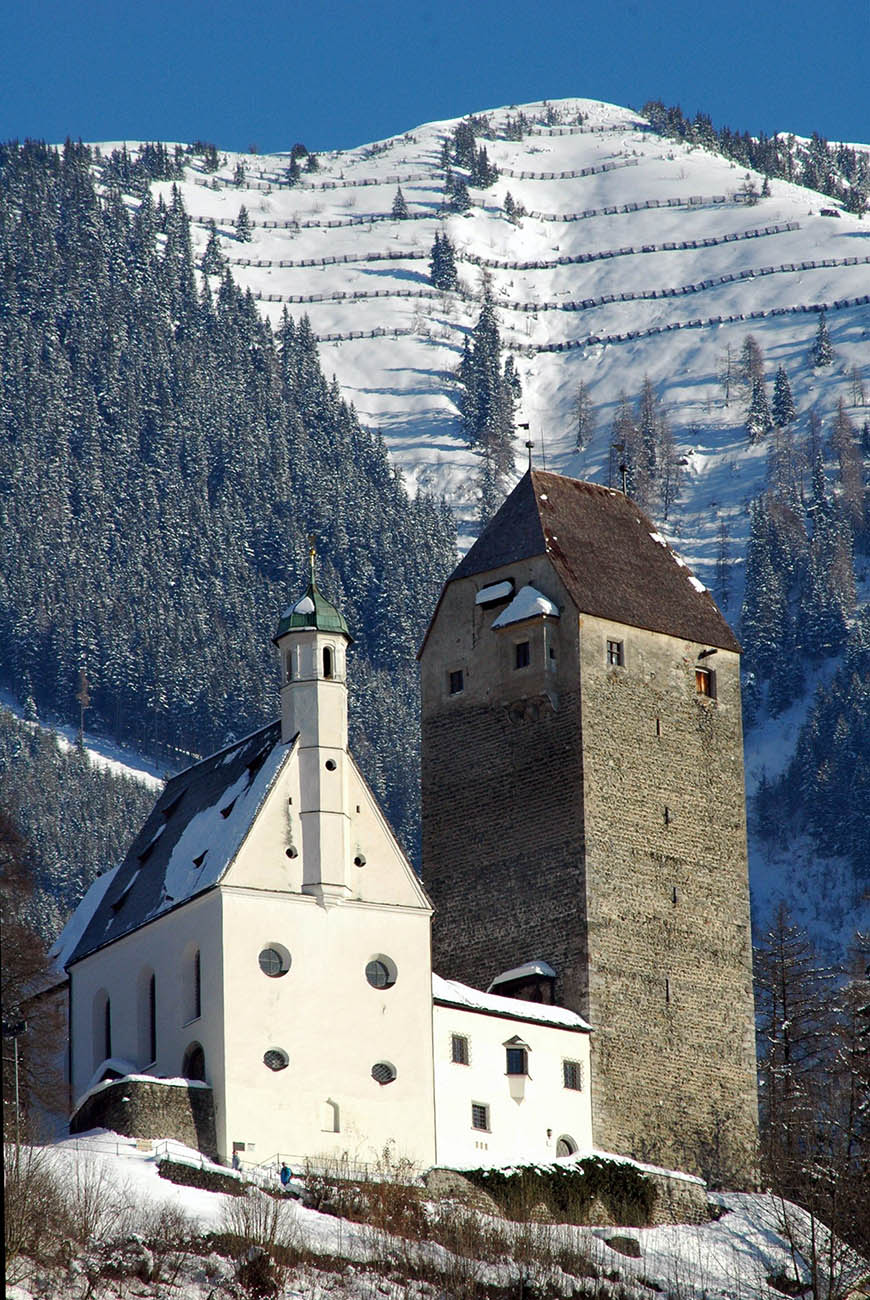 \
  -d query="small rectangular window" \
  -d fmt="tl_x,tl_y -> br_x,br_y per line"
695,667 -> 715,697
606,639 -> 624,667
448,669 -> 464,695
506,1046 -> 528,1075
451,1034 -> 469,1065
562,1059 -> 583,1091
471,1102 -> 489,1131
514,641 -> 530,670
